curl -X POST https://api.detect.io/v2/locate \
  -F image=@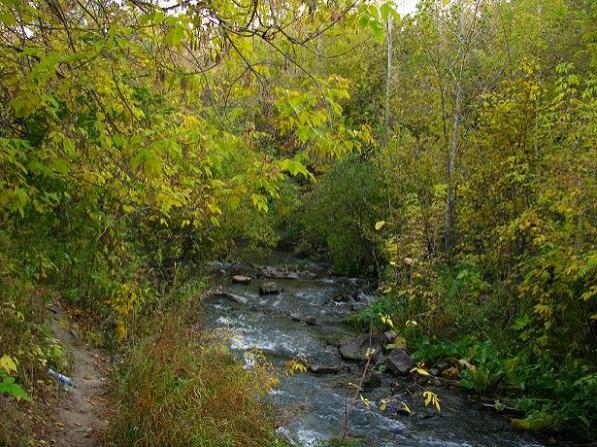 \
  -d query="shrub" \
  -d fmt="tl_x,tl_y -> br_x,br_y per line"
301,159 -> 384,274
